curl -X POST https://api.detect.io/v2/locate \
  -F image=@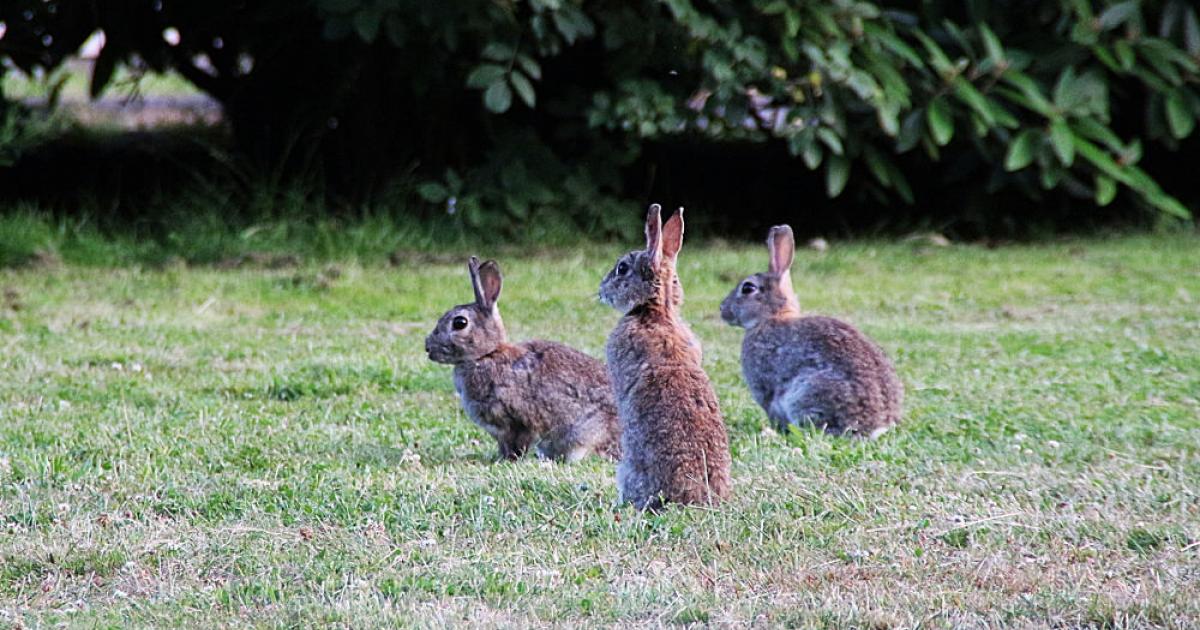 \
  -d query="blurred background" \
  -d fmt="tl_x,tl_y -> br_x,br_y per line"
1,0 -> 1197,264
